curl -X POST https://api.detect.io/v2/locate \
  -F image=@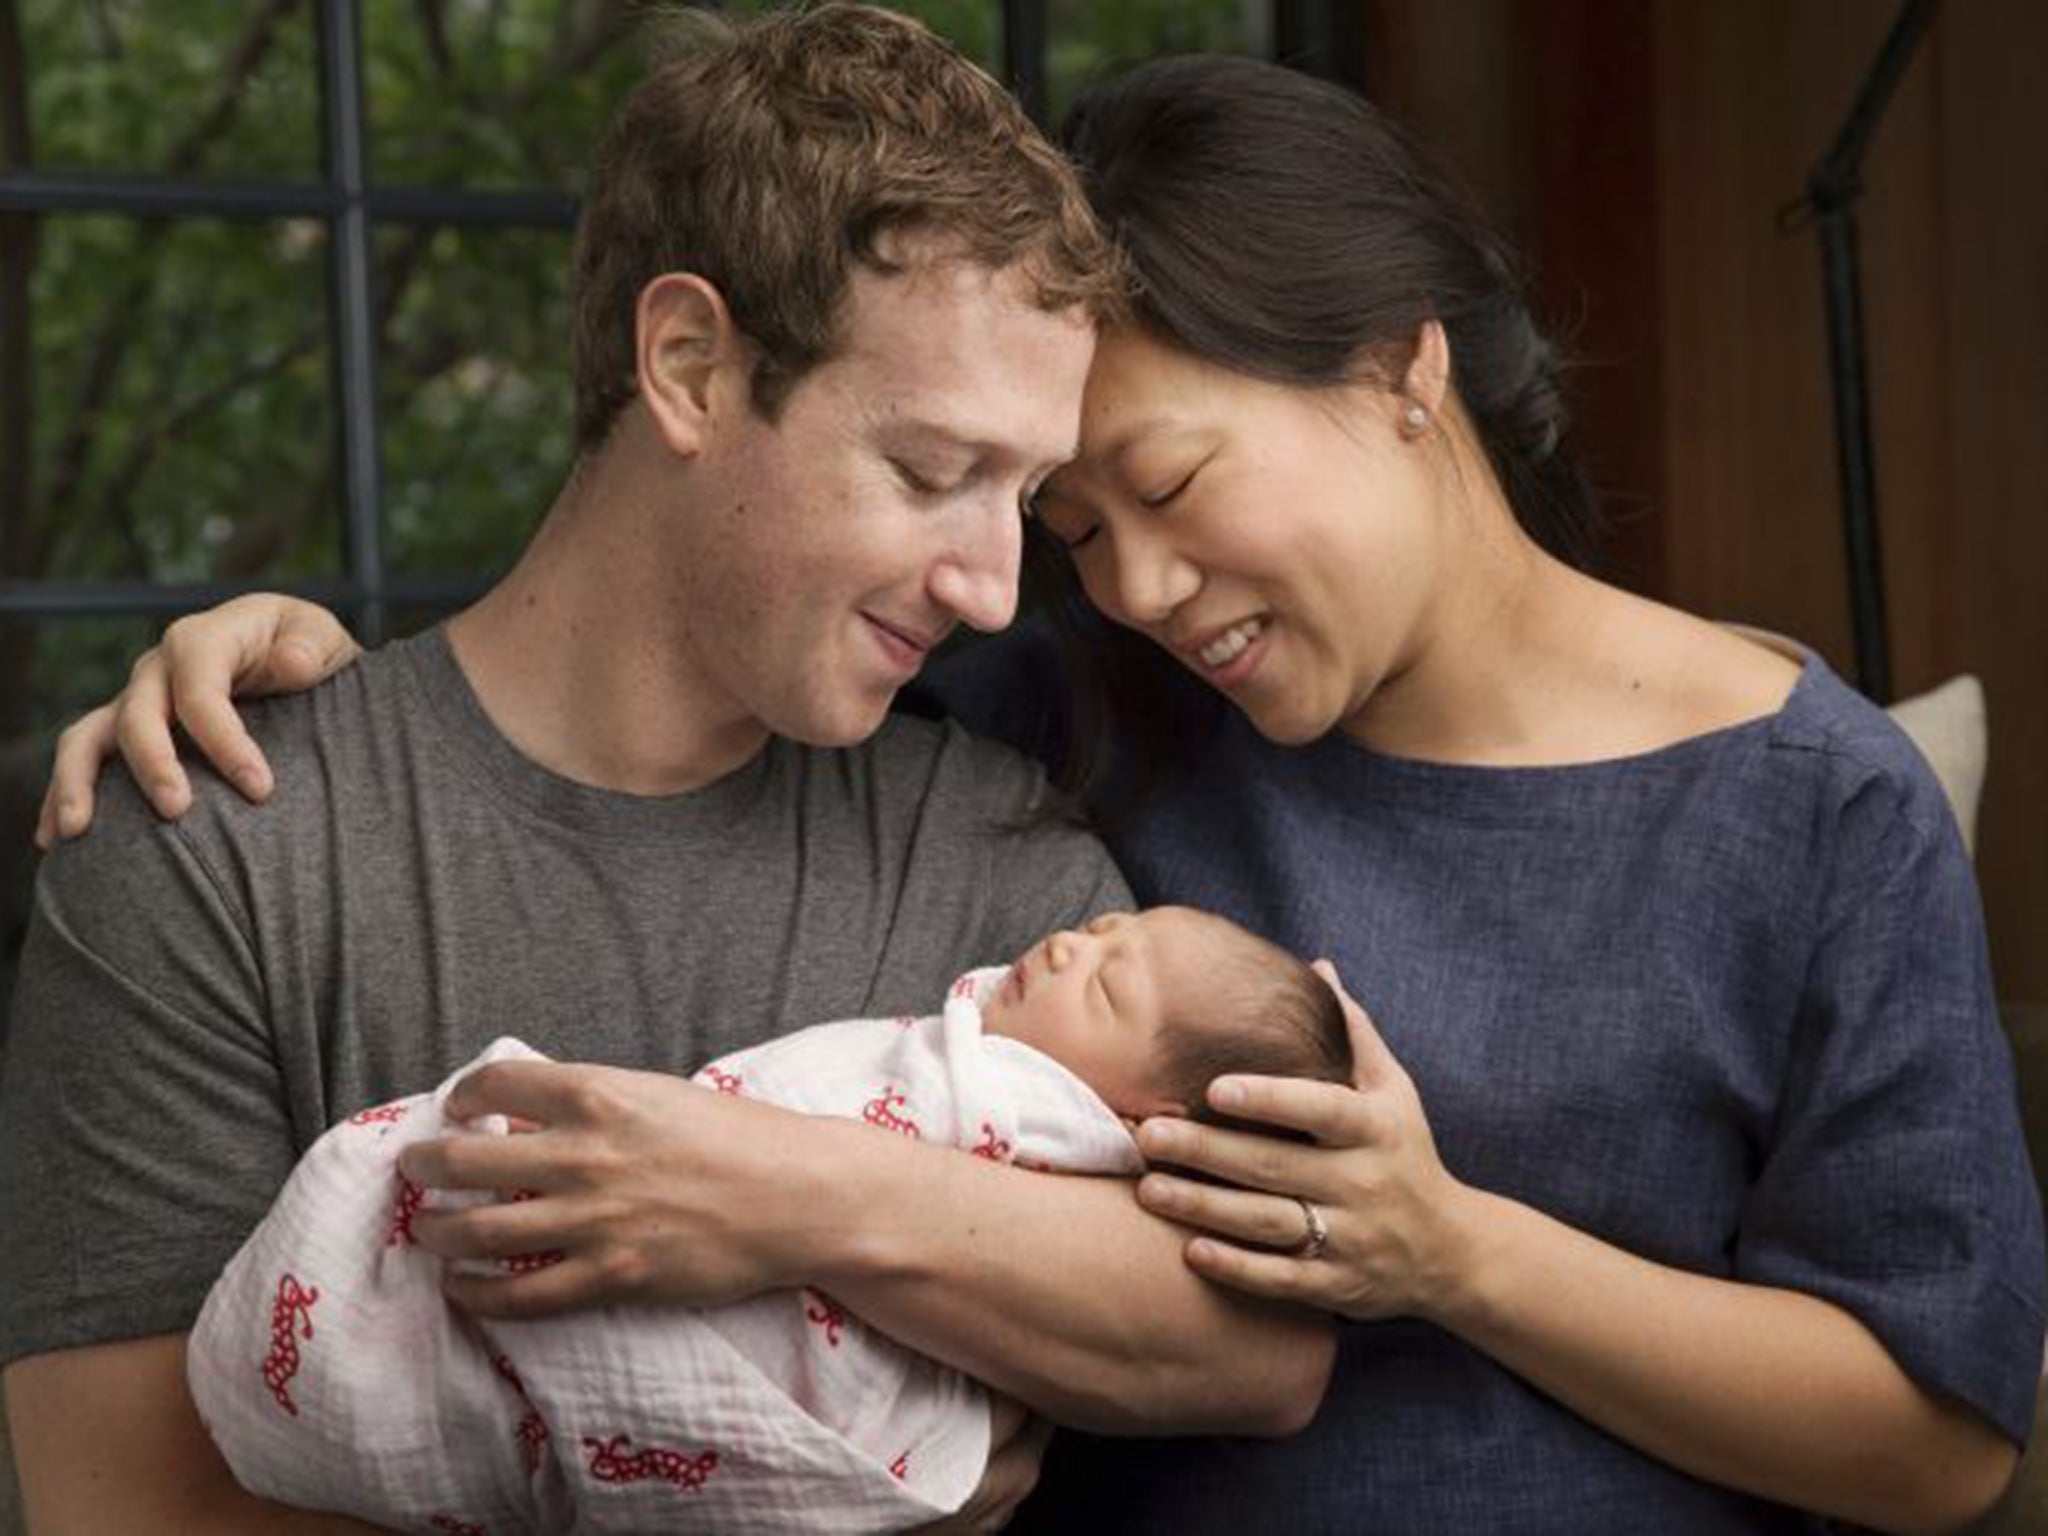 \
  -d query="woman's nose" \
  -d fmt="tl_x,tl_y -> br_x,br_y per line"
1107,524 -> 1200,628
